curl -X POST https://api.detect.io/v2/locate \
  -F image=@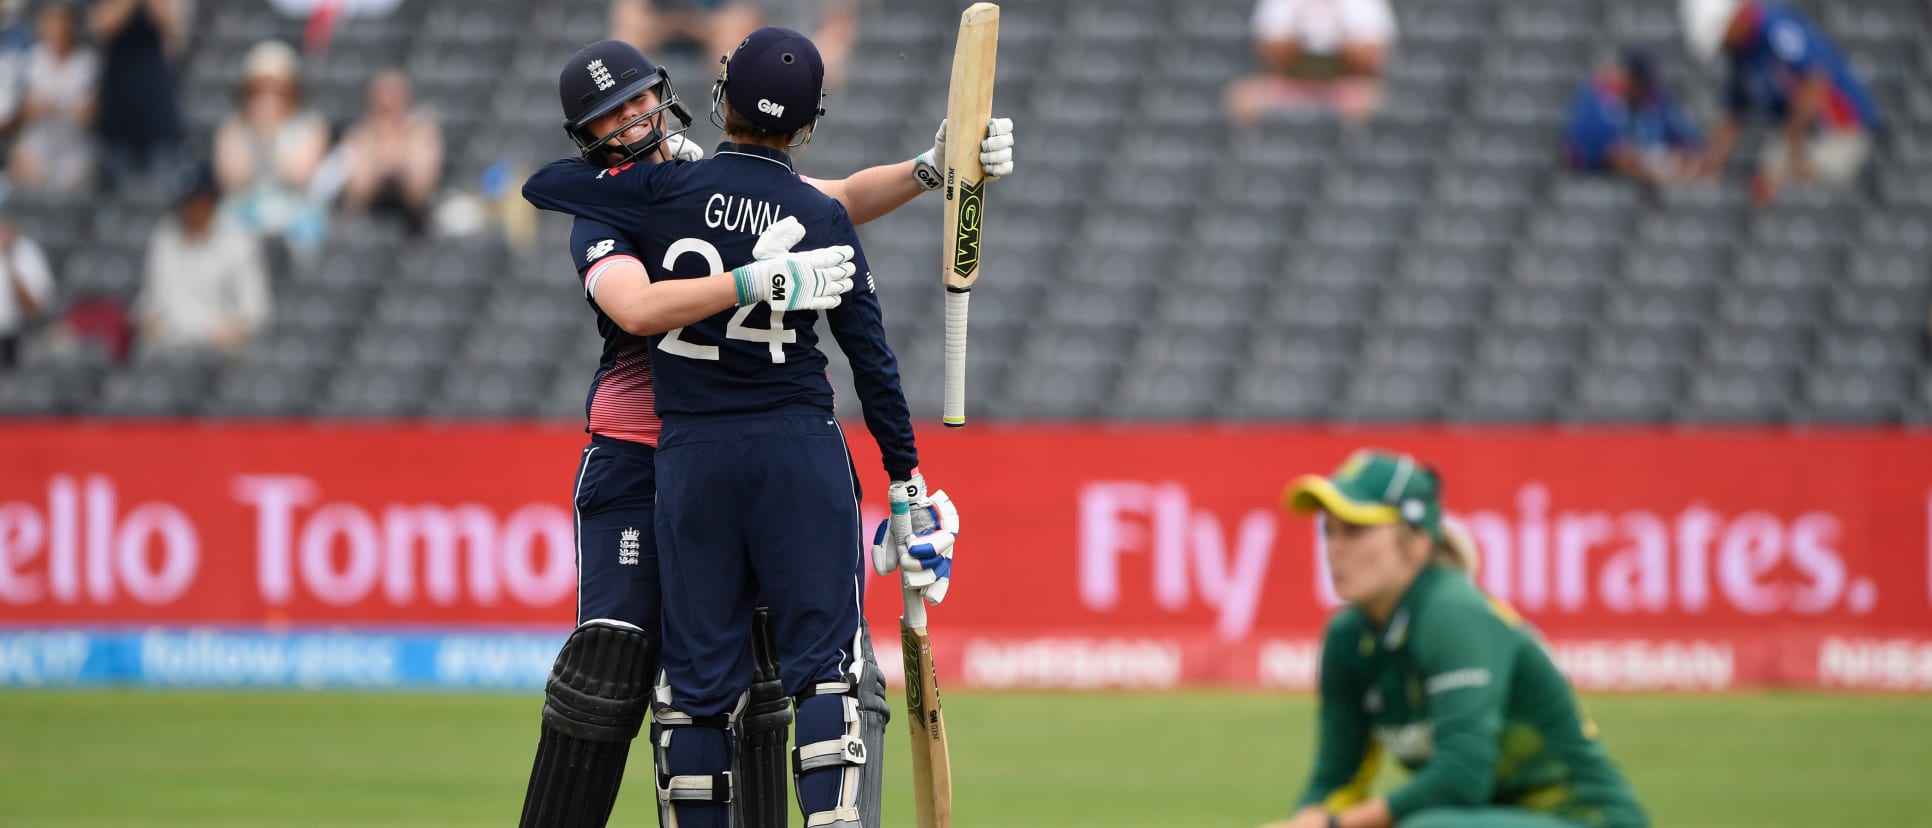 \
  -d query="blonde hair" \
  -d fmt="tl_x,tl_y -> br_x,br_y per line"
1400,517 -> 1482,580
